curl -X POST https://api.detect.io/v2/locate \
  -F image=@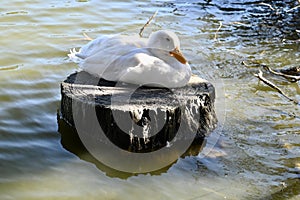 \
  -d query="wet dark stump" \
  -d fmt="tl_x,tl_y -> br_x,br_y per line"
60,71 -> 217,153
